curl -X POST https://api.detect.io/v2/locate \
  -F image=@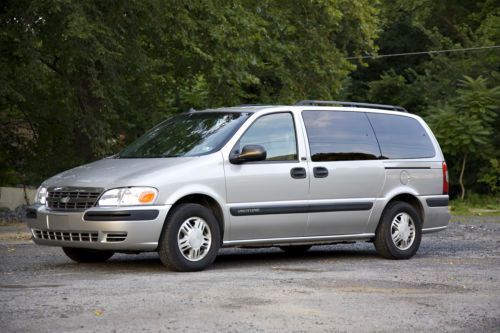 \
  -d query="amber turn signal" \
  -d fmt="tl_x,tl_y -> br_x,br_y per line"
139,191 -> 156,203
